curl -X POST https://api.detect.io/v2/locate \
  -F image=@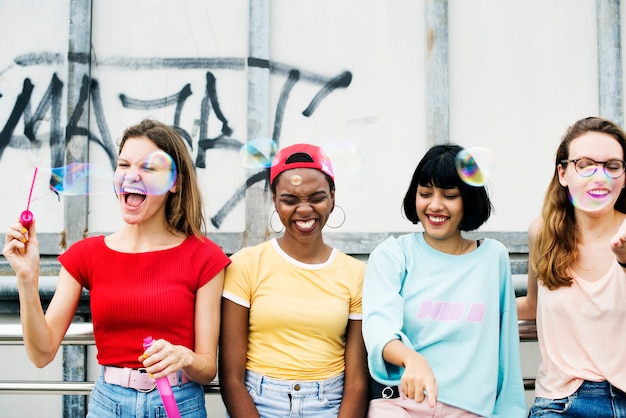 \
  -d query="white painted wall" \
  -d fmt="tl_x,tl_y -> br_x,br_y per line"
1,0 -> 614,236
